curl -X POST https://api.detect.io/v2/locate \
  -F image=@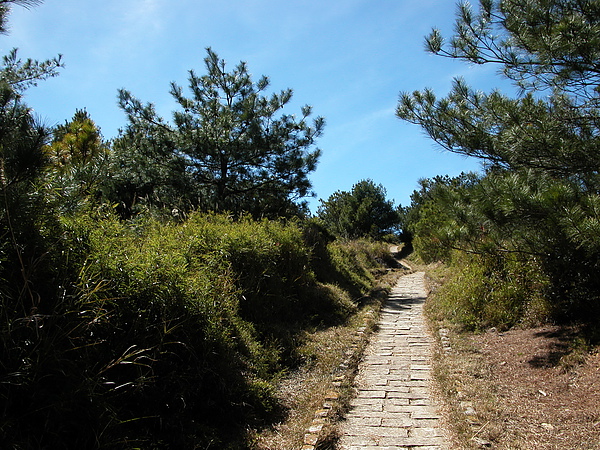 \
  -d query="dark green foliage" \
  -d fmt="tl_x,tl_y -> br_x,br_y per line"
106,105 -> 195,218
111,48 -> 324,218
400,172 -> 480,254
303,218 -> 397,300
45,109 -> 111,213
0,208 -> 391,448
0,1 -> 44,35
407,168 -> 600,323
397,0 -> 600,180
0,6 -> 63,332
397,0 -> 600,181
397,0 -> 600,326
398,79 -> 600,182
427,0 -> 600,100
317,179 -> 401,239
2,211 -> 256,448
